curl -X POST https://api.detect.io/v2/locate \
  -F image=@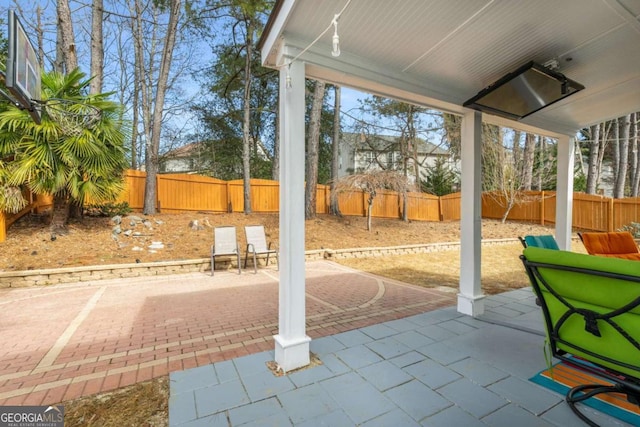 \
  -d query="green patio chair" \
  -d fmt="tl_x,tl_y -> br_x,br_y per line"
518,234 -> 560,250
521,247 -> 640,426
